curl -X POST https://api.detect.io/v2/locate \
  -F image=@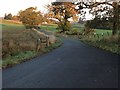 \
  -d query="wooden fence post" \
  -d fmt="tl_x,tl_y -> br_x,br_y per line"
101,33 -> 104,39
46,36 -> 49,47
77,32 -> 79,38
36,38 -> 41,51
107,32 -> 109,36
97,34 -> 99,40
